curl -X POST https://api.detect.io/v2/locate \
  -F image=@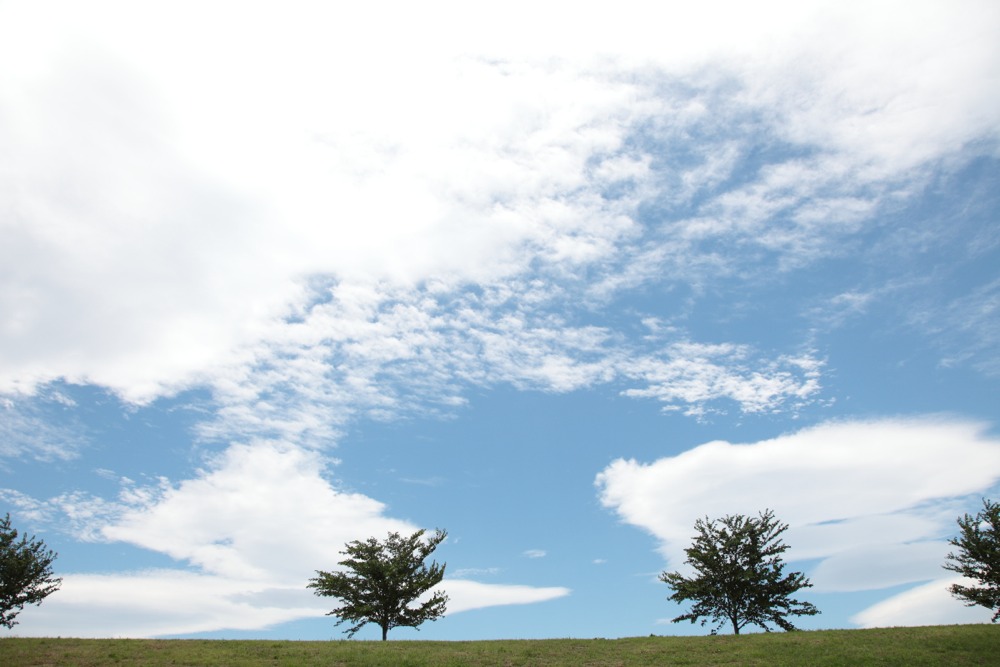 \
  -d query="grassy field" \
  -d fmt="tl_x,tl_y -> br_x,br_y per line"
1,625 -> 997,666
